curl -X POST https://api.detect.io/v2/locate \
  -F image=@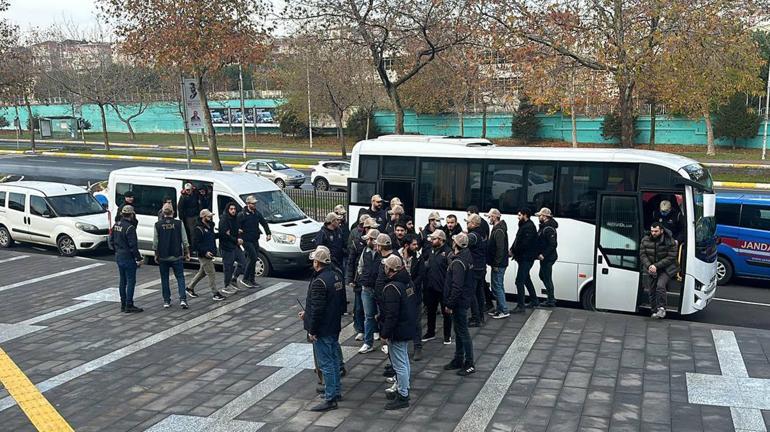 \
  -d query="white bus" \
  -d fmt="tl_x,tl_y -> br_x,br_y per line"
347,135 -> 718,315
